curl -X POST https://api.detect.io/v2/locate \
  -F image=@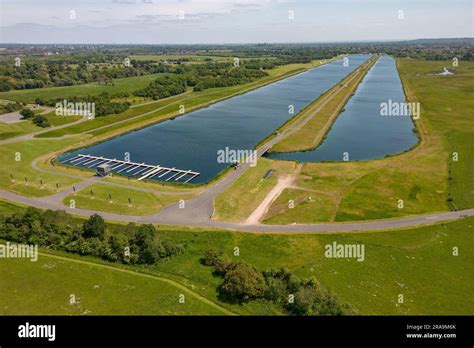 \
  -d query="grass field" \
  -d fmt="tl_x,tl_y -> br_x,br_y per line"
152,217 -> 474,315
36,92 -> 190,138
0,114 -> 81,141
0,139 -> 83,197
0,252 -> 228,315
262,188 -> 335,224
0,121 -> 40,140
1,197 -> 472,315
215,59 -> 473,223
62,183 -> 194,215
0,74 -> 162,104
